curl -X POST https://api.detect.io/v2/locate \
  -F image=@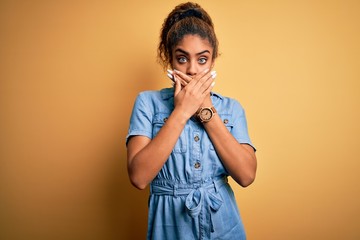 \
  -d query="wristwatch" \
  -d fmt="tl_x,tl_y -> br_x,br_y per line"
196,106 -> 217,123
